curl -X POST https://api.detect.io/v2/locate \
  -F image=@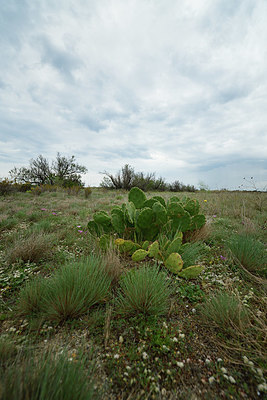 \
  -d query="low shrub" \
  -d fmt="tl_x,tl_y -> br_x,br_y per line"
116,264 -> 172,316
